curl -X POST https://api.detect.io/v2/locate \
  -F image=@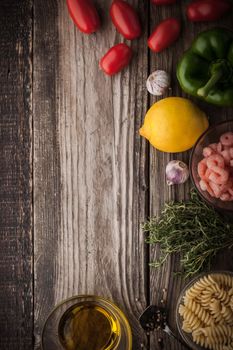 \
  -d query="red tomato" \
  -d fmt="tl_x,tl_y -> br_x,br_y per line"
66,0 -> 100,34
110,0 -> 141,40
187,0 -> 231,22
99,43 -> 133,76
151,0 -> 176,4
148,18 -> 181,53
